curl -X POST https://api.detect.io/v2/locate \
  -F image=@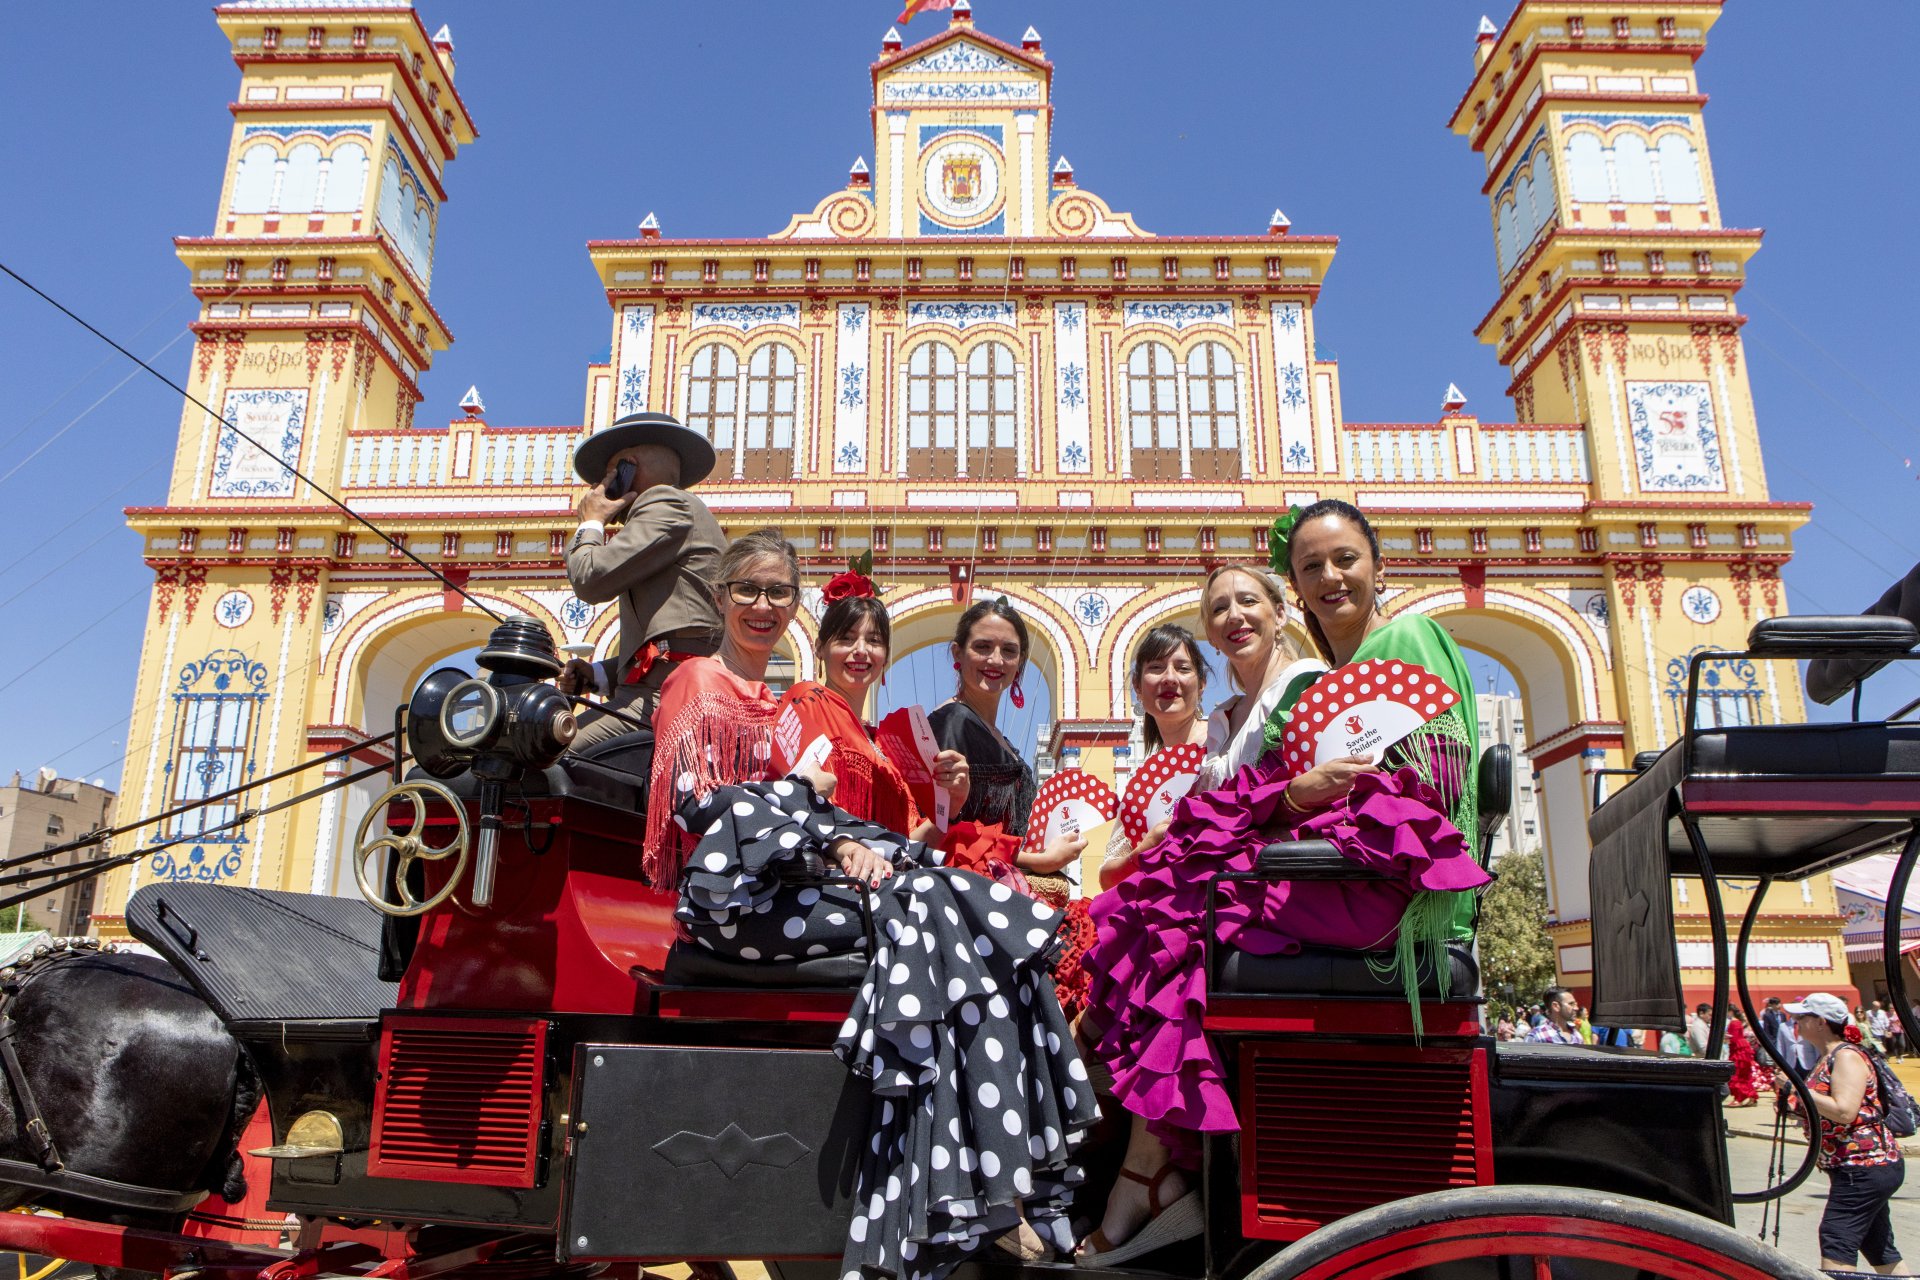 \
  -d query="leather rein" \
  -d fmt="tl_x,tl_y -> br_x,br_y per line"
0,939 -> 207,1214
